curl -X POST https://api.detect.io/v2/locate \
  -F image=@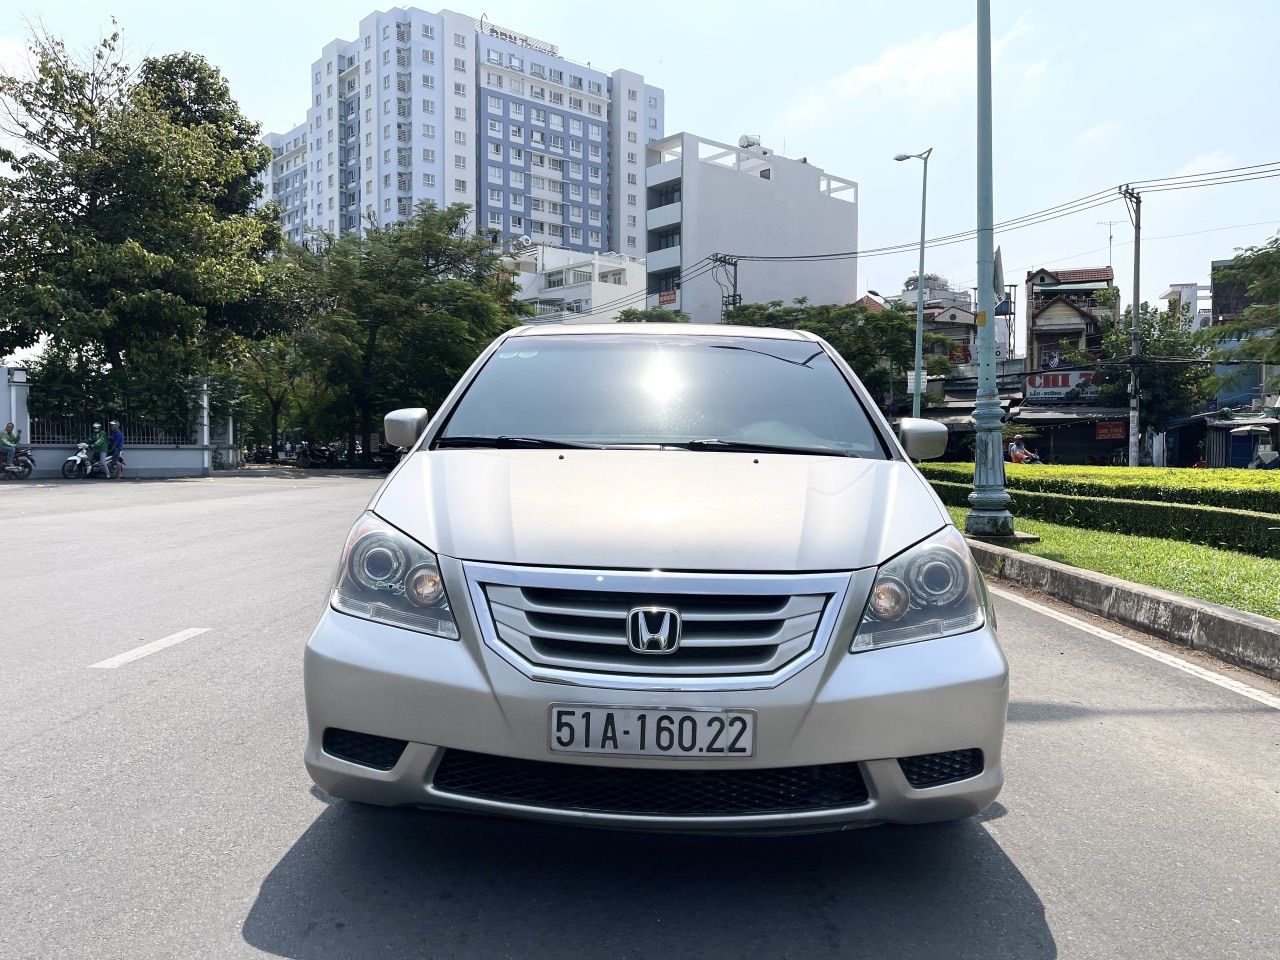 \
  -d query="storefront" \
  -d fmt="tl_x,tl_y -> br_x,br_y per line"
1011,406 -> 1131,464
